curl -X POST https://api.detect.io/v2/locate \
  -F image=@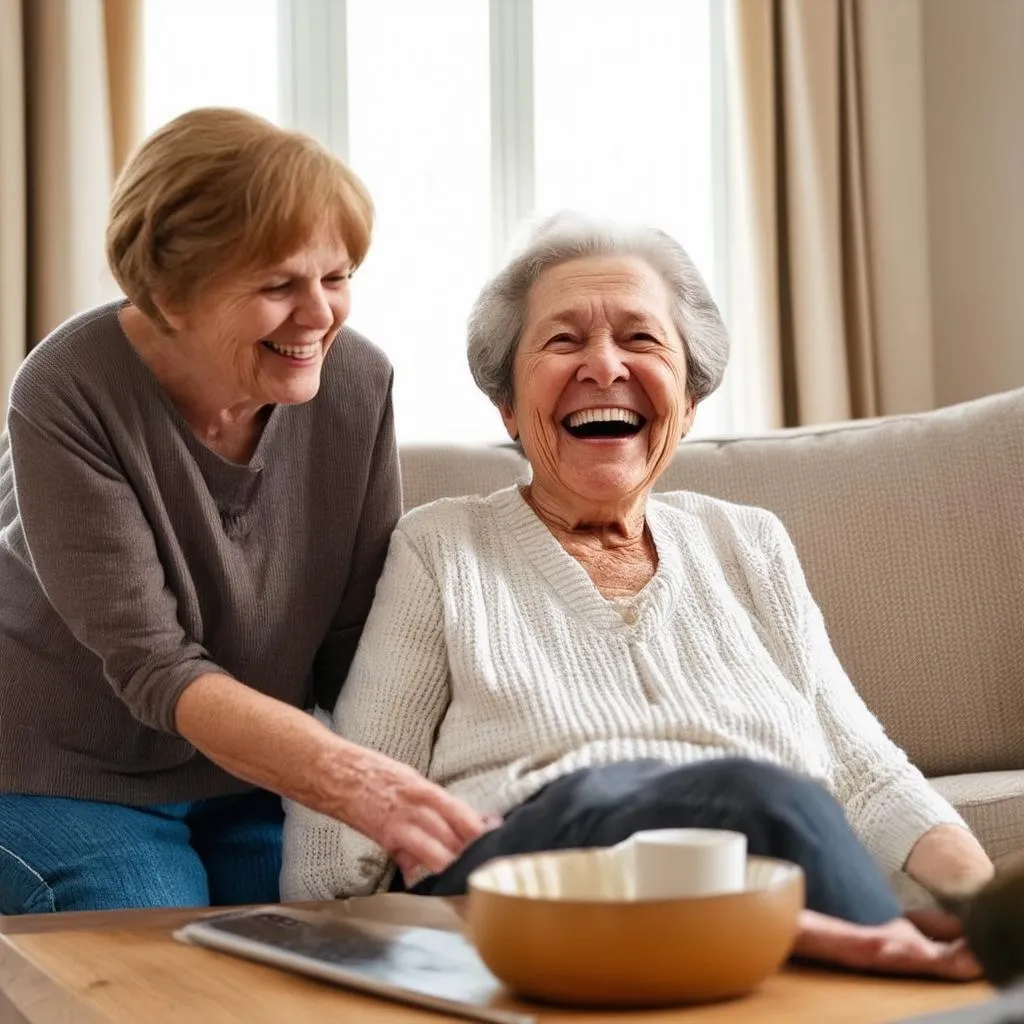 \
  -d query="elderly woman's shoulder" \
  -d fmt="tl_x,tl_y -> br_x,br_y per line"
652,488 -> 788,546
392,485 -> 519,549
396,489 -> 505,531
